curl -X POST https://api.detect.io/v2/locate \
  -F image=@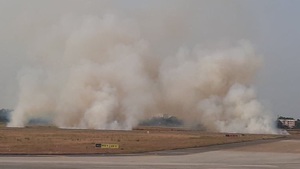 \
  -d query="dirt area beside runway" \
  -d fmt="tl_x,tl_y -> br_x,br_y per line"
227,129 -> 300,153
0,126 -> 282,155
227,140 -> 300,153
